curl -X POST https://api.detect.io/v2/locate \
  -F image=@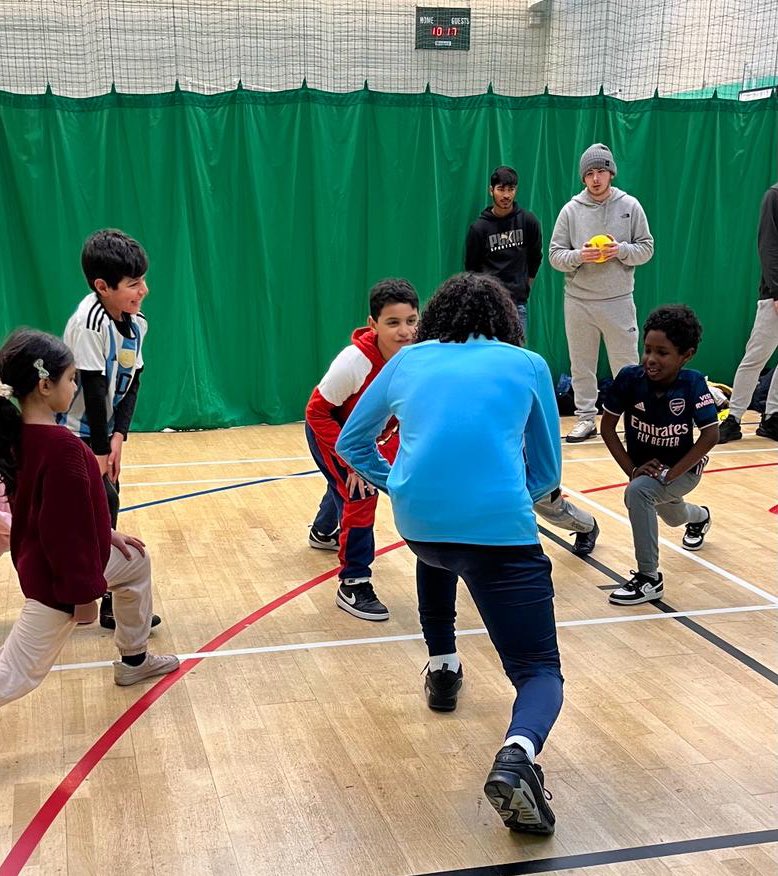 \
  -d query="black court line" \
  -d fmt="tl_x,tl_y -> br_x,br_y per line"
418,829 -> 778,876
121,469 -> 320,513
653,601 -> 778,685
538,525 -> 778,688
539,525 -> 624,588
